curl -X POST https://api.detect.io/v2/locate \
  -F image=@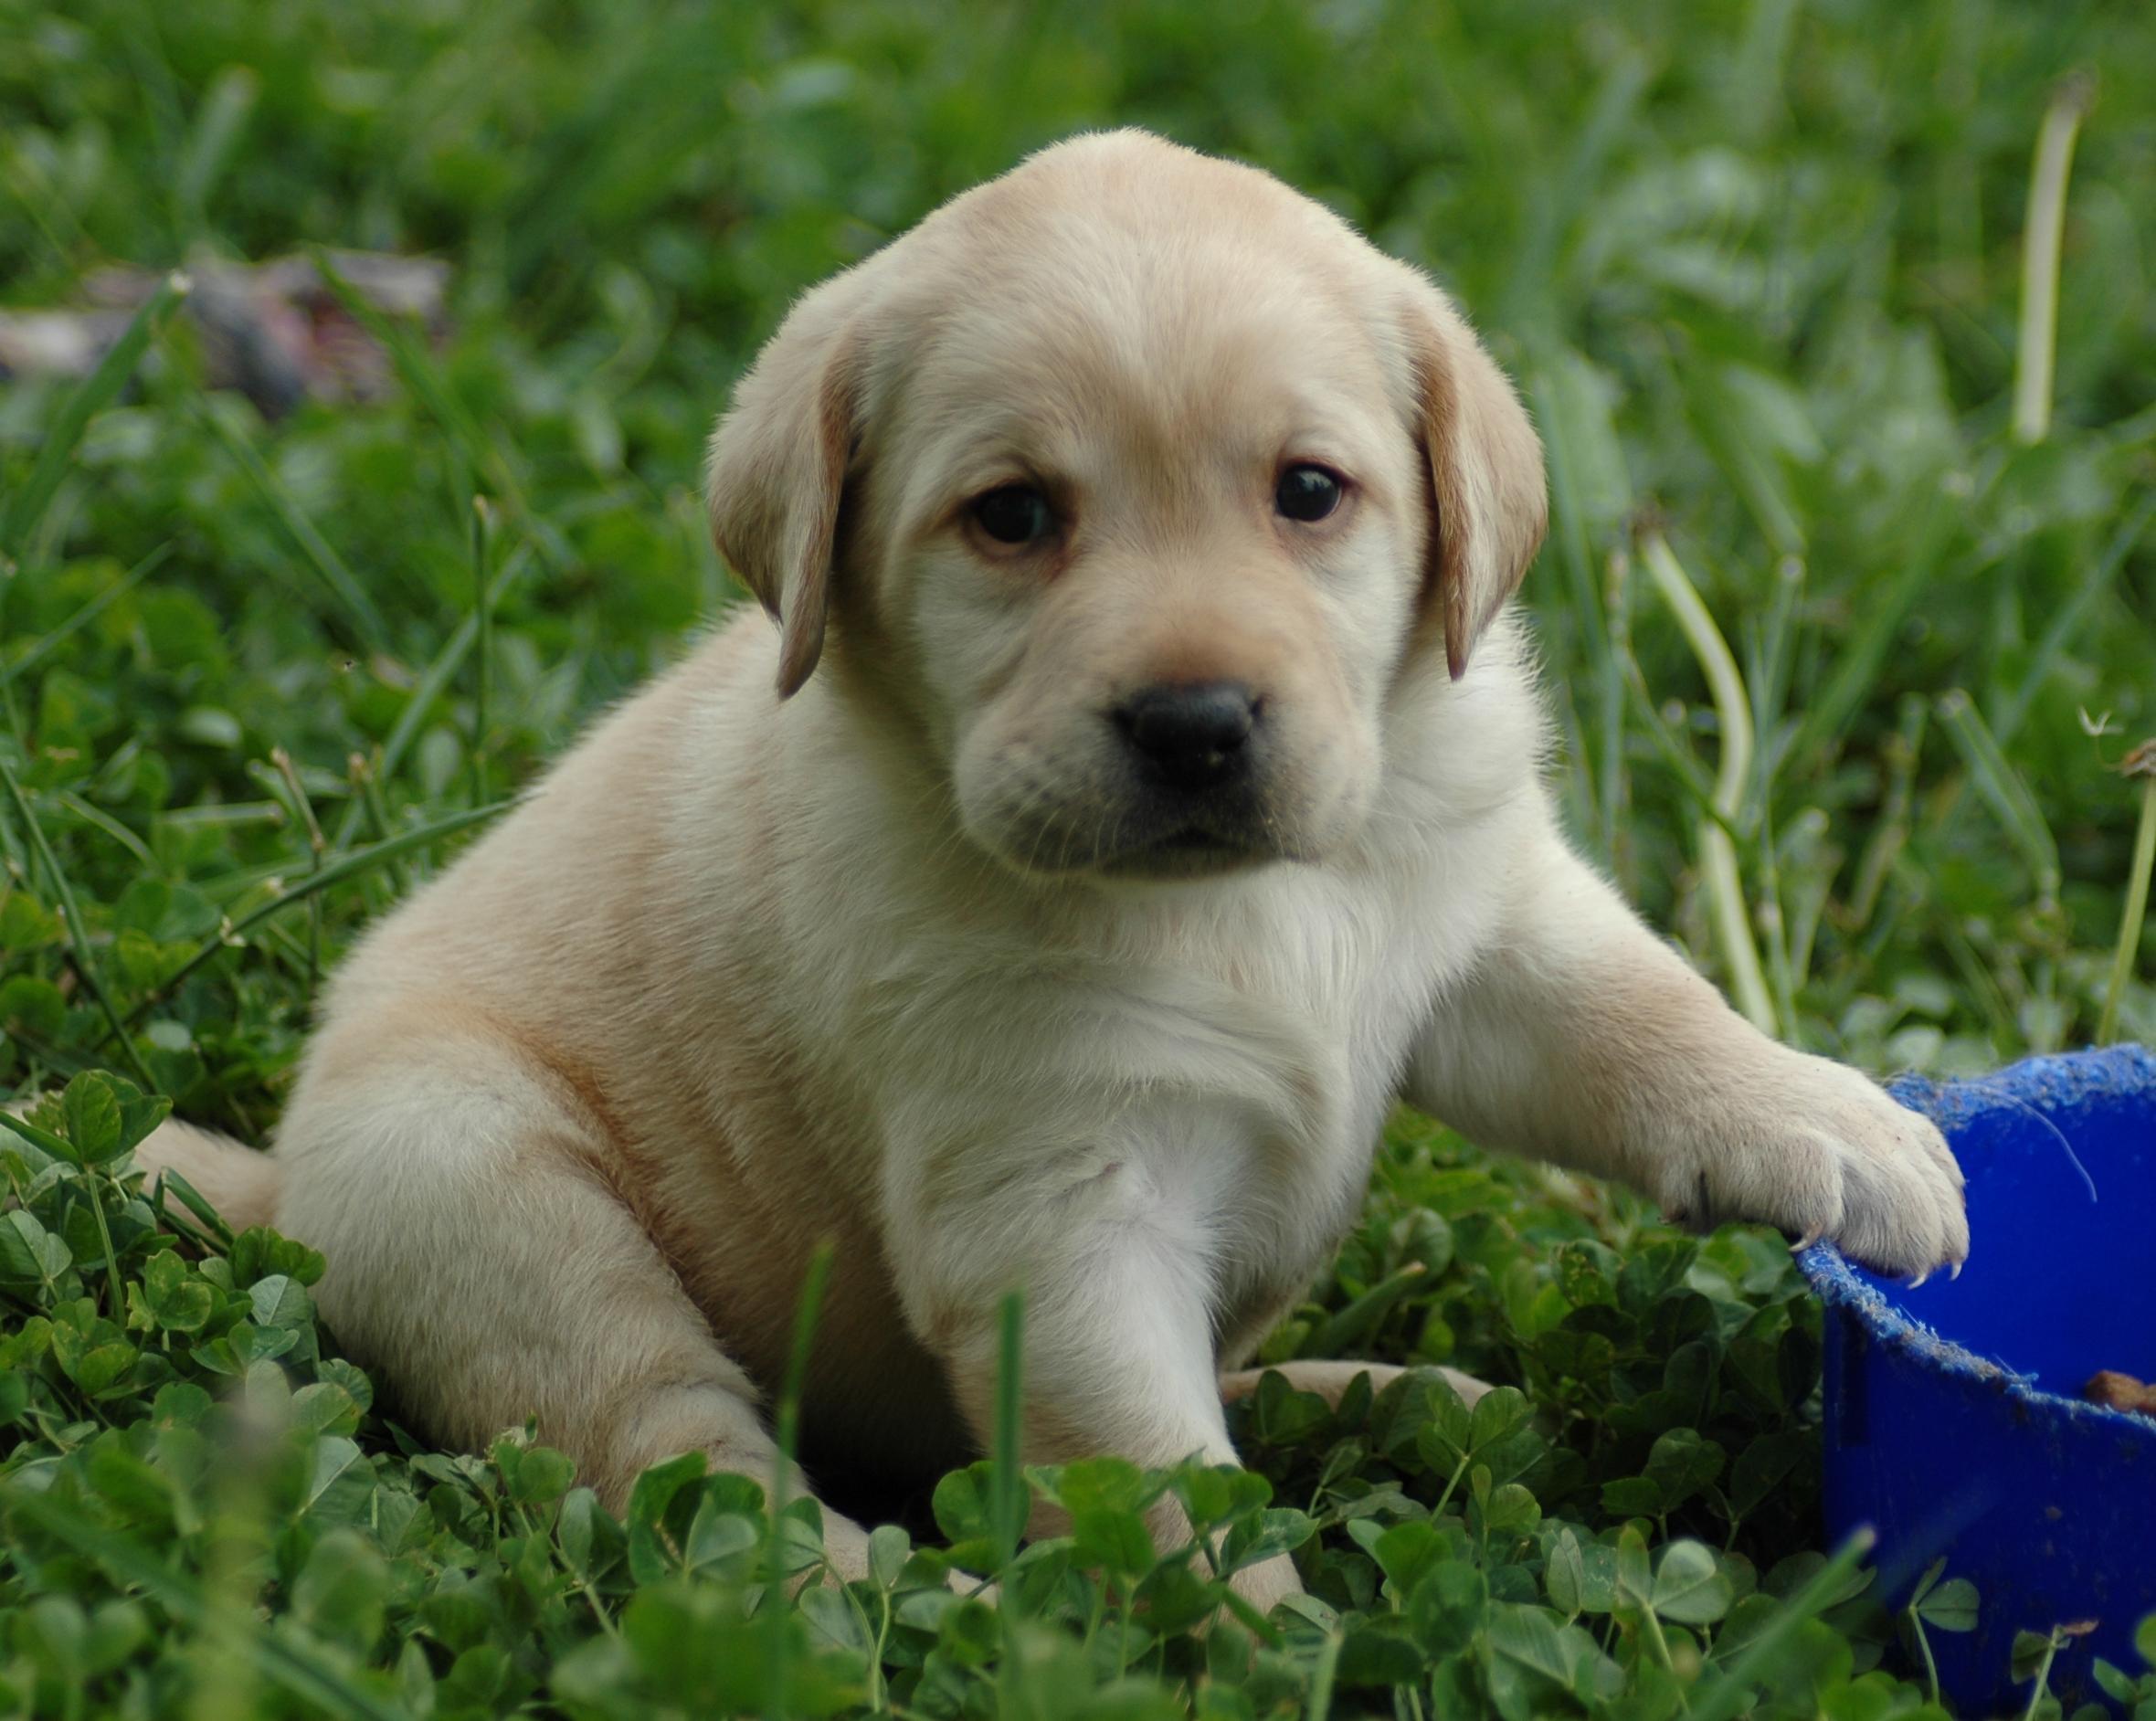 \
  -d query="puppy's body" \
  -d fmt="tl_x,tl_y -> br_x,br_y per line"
148,132 -> 1965,1600
278,604 -> 1534,1494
